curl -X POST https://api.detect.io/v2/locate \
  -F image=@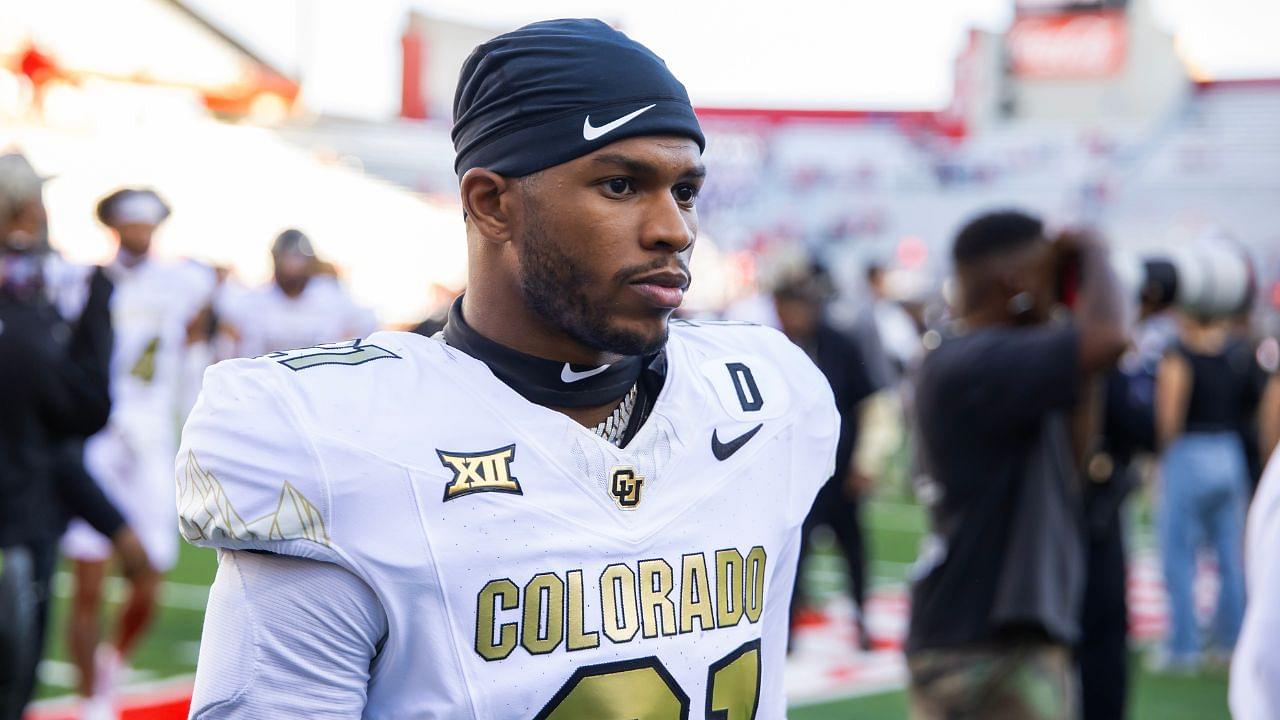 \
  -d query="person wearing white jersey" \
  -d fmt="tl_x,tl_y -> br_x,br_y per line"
218,229 -> 376,358
179,19 -> 840,718
61,188 -> 215,719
